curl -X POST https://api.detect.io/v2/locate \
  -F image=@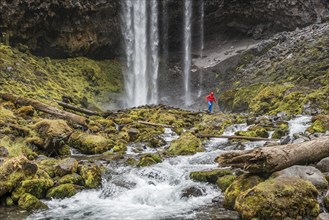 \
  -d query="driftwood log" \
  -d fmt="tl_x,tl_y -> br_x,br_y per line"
0,94 -> 87,126
198,134 -> 277,141
216,136 -> 329,173
138,120 -> 175,128
54,99 -> 101,116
